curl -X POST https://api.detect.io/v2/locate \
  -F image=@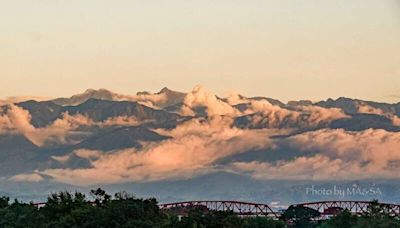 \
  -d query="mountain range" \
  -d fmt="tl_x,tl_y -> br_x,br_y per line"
1,86 -> 400,205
